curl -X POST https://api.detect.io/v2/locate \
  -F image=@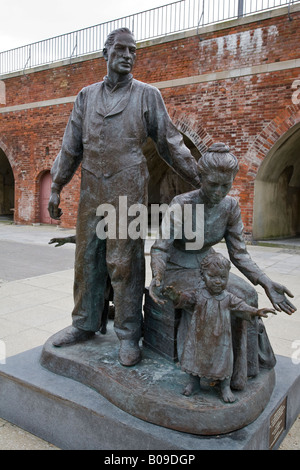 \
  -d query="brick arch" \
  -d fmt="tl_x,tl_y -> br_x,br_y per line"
245,104 -> 300,180
34,168 -> 52,207
249,105 -> 300,240
35,167 -> 52,182
230,105 -> 300,236
0,138 -> 16,220
168,109 -> 214,156
0,138 -> 17,177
